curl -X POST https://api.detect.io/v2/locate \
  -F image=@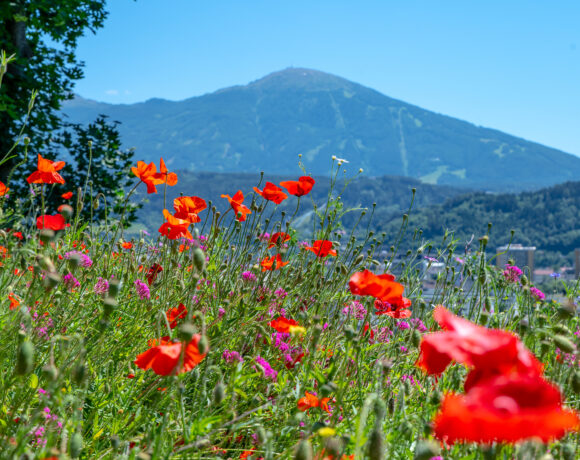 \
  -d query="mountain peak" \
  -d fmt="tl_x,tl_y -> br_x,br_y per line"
248,67 -> 352,91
